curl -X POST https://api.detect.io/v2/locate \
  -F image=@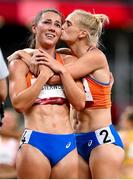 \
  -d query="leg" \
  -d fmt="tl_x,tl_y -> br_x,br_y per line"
50,149 -> 78,179
89,144 -> 125,179
16,144 -> 51,179
78,155 -> 91,179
